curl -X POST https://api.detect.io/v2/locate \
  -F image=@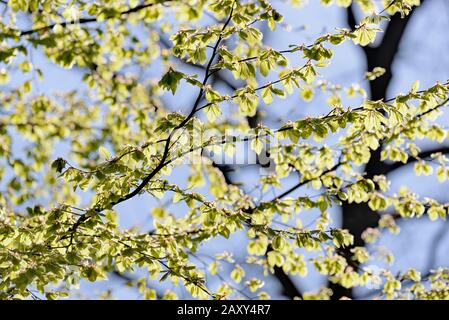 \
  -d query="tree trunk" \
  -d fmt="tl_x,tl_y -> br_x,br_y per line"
329,3 -> 424,299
